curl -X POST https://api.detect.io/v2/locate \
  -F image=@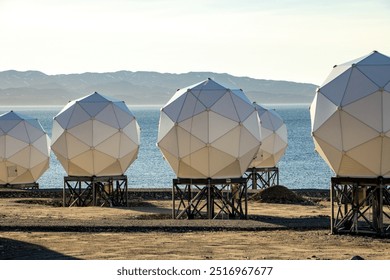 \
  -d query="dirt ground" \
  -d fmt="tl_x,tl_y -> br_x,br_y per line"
1,189 -> 390,260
